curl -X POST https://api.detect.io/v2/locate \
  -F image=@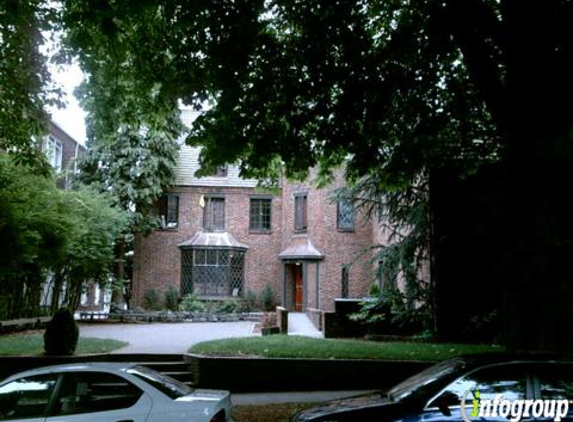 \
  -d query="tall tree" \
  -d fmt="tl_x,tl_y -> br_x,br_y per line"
0,156 -> 127,318
5,0 -> 572,349
61,0 -> 573,350
0,0 -> 62,171
58,0 -> 184,306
